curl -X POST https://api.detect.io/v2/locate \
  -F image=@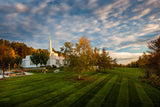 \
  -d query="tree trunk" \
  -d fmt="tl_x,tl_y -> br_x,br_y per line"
92,65 -> 94,71
3,69 -> 5,80
78,74 -> 81,80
